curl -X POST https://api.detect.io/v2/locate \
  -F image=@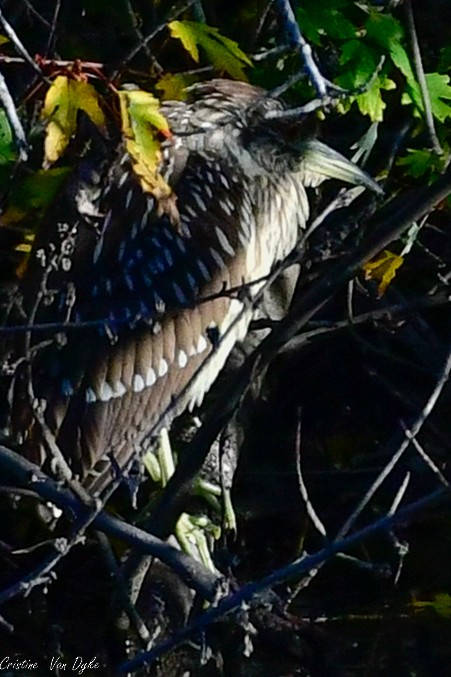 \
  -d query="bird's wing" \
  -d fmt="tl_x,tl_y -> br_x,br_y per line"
11,129 -> 254,494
